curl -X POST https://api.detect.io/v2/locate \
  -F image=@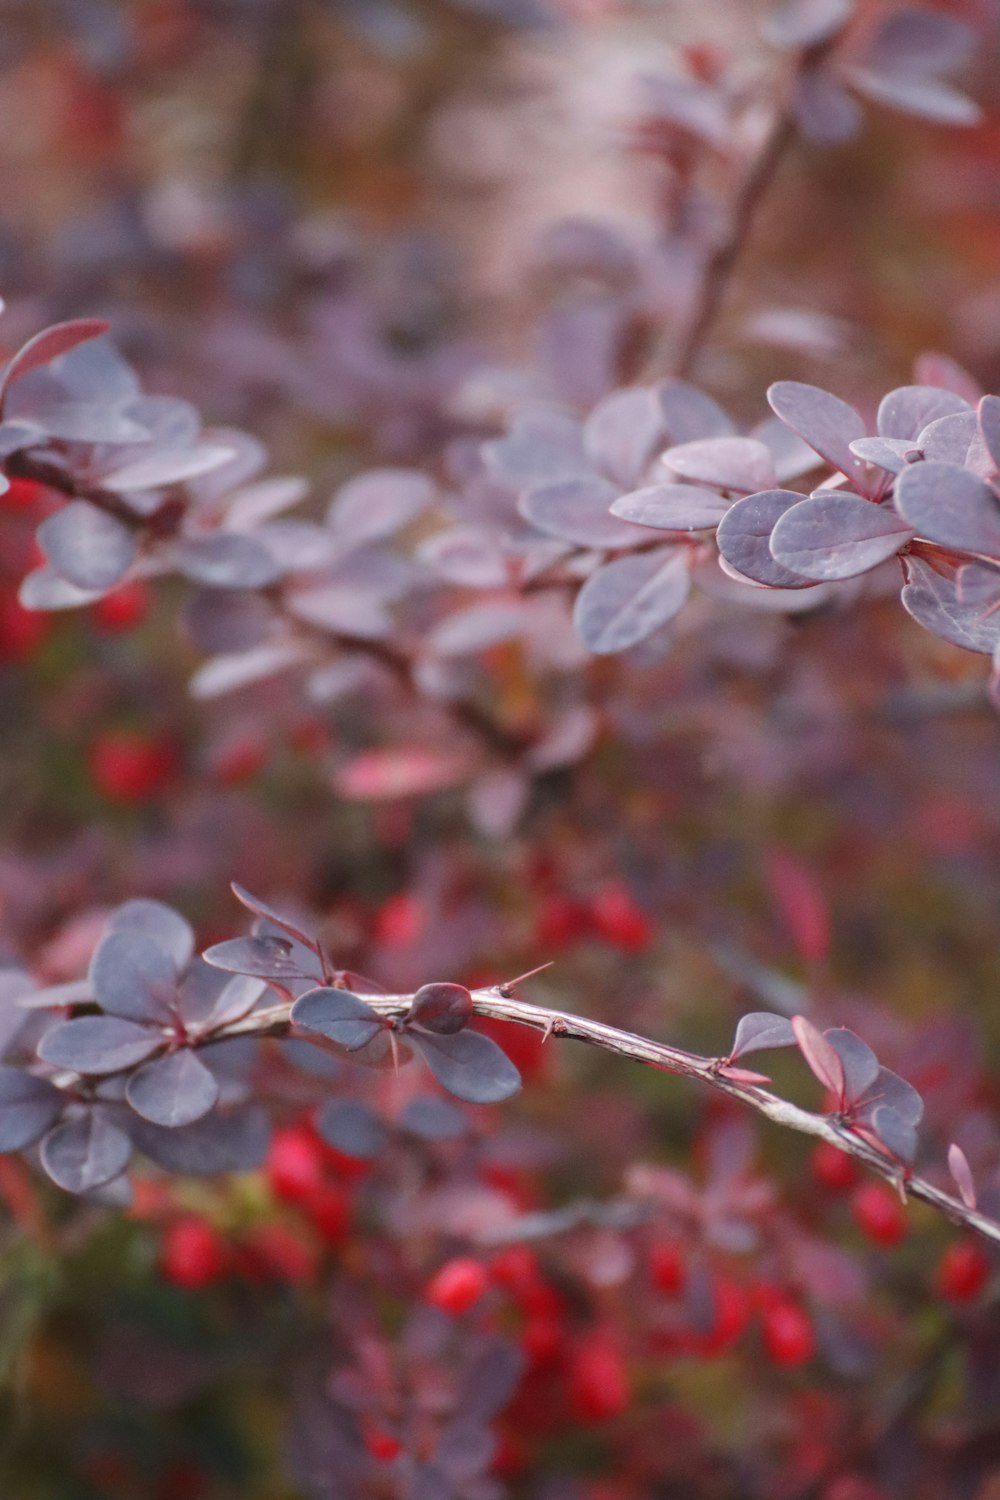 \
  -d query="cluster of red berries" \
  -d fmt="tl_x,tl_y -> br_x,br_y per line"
535,883 -> 653,953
